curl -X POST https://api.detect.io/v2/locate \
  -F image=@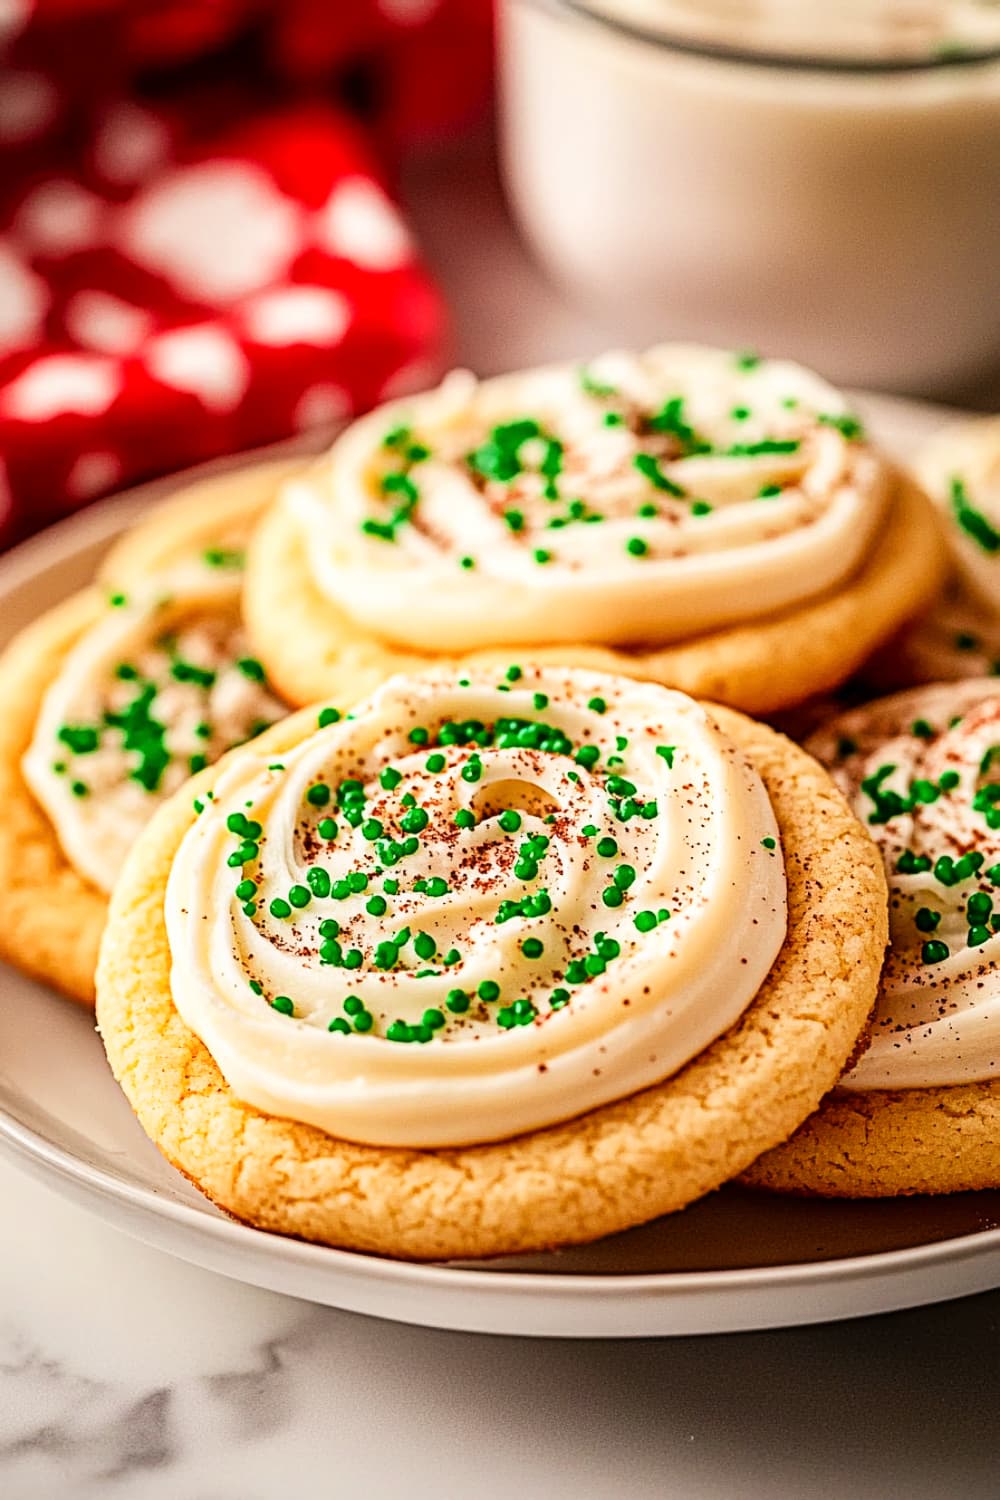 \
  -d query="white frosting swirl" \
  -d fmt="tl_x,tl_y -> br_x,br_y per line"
809,679 -> 1000,1091
289,344 -> 888,653
23,562 -> 285,894
165,667 -> 787,1148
